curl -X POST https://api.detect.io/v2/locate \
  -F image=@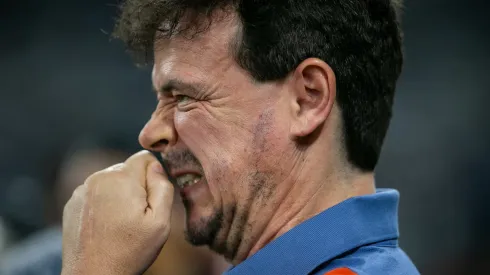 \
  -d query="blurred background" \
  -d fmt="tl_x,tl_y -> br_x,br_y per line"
0,0 -> 488,274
